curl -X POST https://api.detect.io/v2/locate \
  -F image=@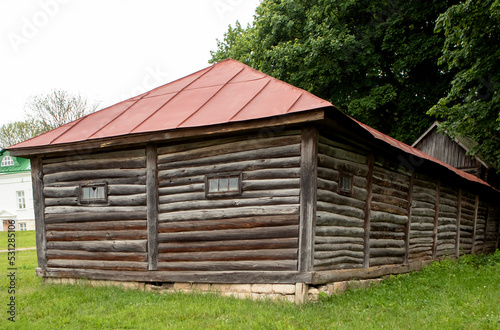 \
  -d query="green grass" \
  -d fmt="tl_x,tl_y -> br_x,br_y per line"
0,230 -> 36,250
0,233 -> 499,328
